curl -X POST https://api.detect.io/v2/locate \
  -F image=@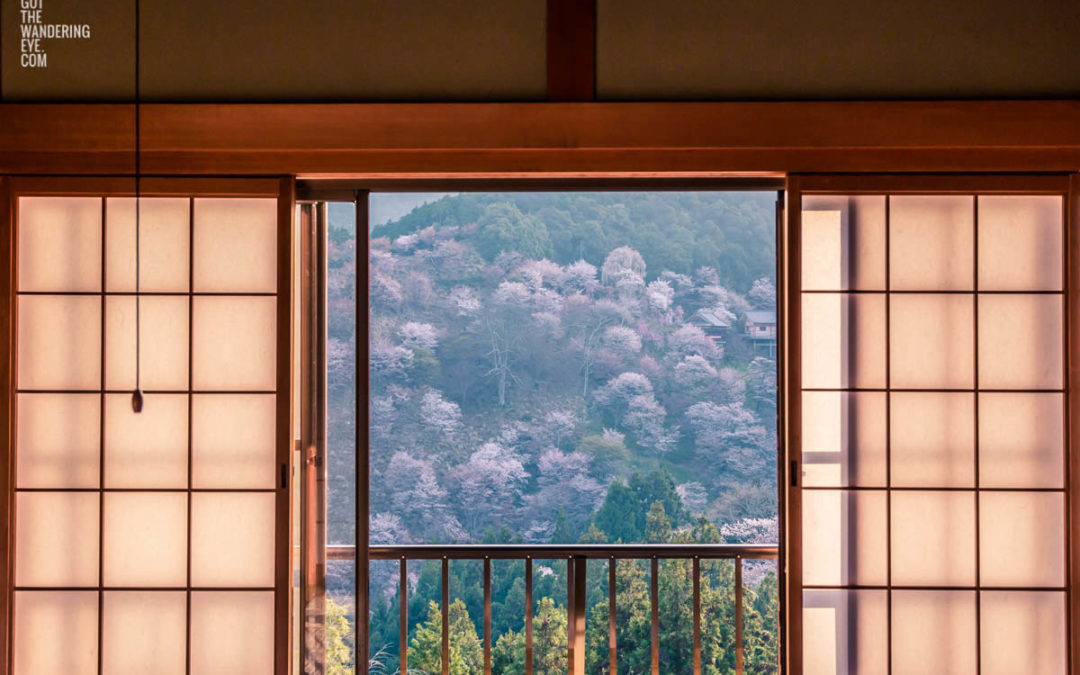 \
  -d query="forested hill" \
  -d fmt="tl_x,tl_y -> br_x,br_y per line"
370,192 -> 776,292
